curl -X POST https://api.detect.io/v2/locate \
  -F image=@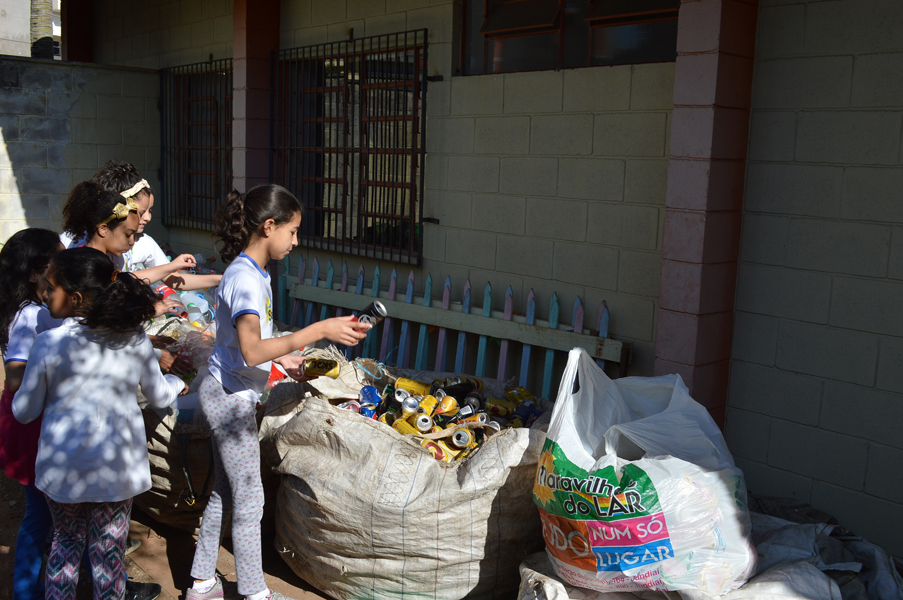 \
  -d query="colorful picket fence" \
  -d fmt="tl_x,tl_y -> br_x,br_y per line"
277,257 -> 630,399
